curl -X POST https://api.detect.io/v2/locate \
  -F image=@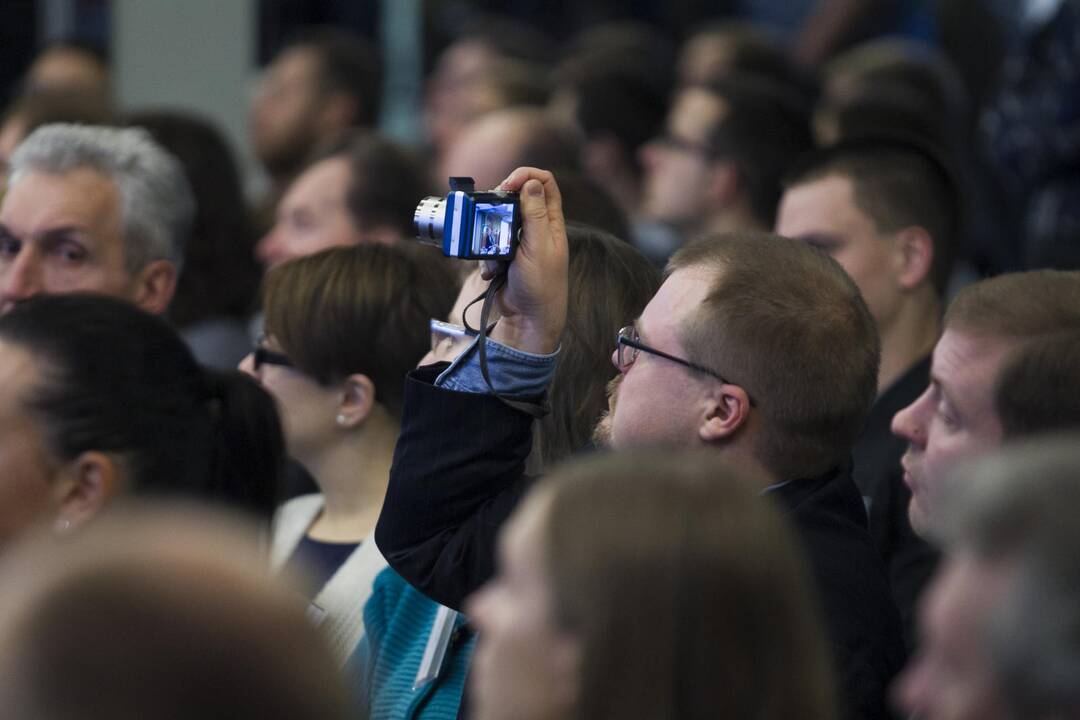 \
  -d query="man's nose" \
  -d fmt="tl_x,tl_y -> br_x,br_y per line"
0,249 -> 44,305
891,389 -> 930,447
255,227 -> 282,269
237,352 -> 259,381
